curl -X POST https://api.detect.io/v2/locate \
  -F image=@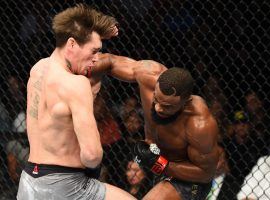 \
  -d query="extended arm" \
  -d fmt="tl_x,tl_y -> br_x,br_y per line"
144,123 -> 155,144
96,53 -> 167,84
164,115 -> 220,183
96,53 -> 138,81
